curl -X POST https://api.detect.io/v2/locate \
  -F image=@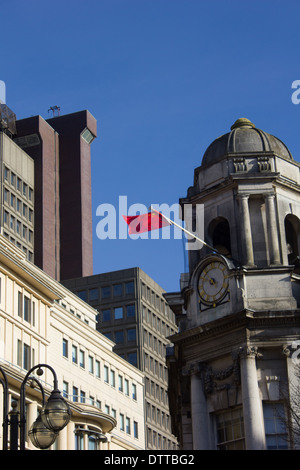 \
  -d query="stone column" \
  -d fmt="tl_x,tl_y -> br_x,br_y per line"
67,420 -> 75,450
189,363 -> 210,450
237,194 -> 255,266
27,402 -> 38,449
57,422 -> 68,449
240,347 -> 266,450
264,193 -> 281,265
